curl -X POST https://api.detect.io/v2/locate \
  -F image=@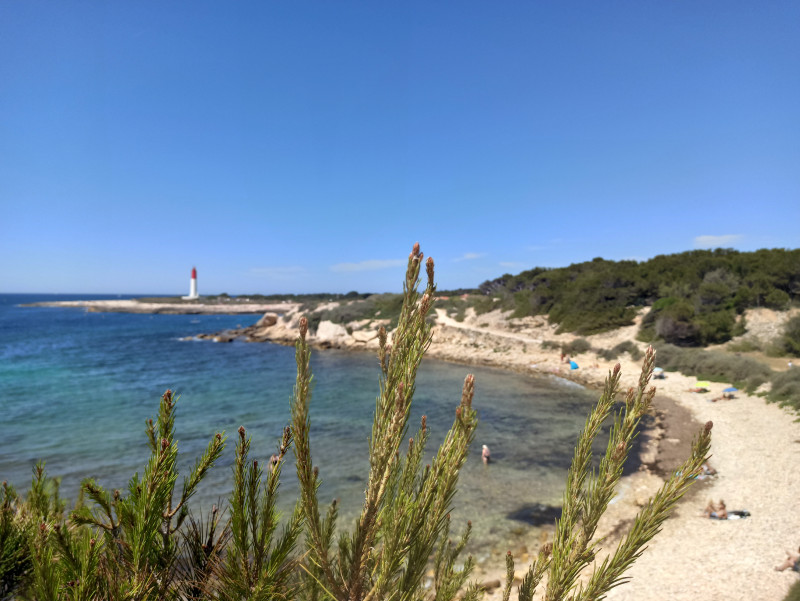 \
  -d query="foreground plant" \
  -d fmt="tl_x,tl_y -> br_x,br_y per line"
292,243 -> 480,601
0,243 -> 711,601
504,348 -> 712,601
